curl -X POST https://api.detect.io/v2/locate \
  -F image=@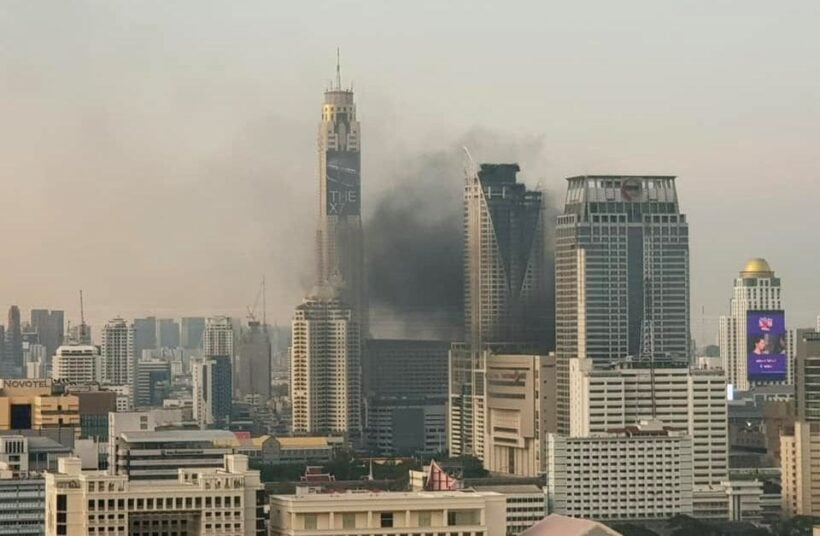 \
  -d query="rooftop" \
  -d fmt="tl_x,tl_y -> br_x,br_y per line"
120,430 -> 236,443
276,437 -> 330,448
521,514 -> 622,536
741,257 -> 774,277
